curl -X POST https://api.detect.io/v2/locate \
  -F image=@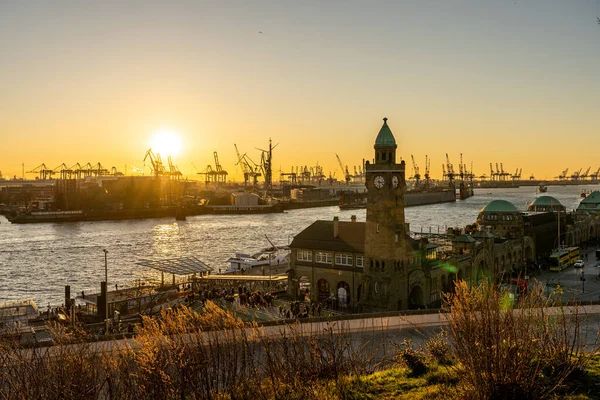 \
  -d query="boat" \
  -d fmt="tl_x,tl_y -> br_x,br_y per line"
581,191 -> 588,198
225,245 -> 291,274
538,184 -> 547,193
8,210 -> 85,223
